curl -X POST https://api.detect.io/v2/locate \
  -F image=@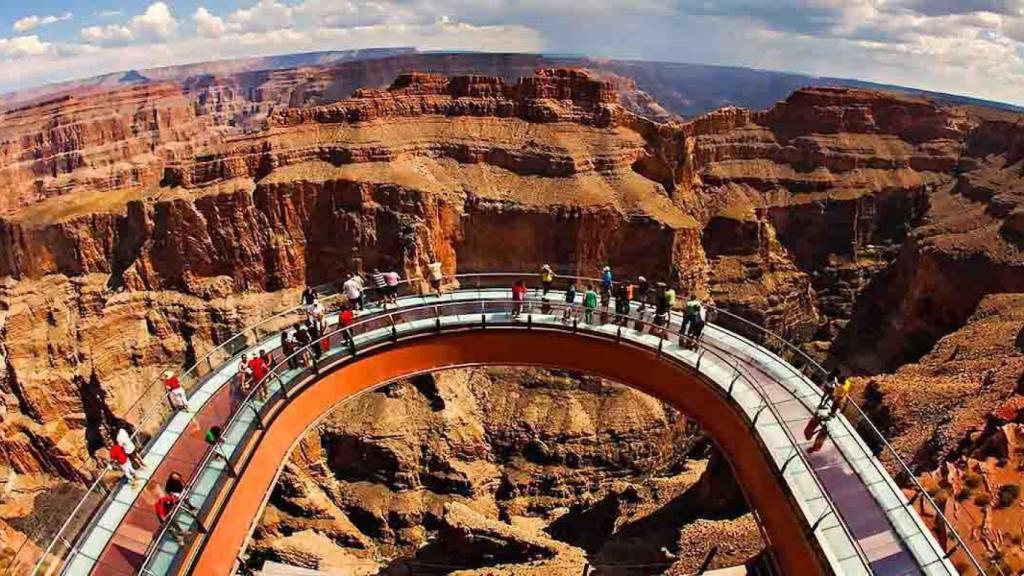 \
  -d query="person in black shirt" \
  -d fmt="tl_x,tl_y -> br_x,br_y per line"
165,471 -> 185,496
